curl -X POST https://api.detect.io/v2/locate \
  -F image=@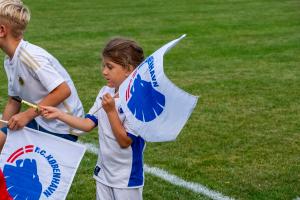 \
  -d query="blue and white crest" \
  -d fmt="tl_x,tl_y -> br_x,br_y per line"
0,128 -> 86,199
4,158 -> 42,199
3,144 -> 61,199
119,35 -> 199,142
127,73 -> 165,122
